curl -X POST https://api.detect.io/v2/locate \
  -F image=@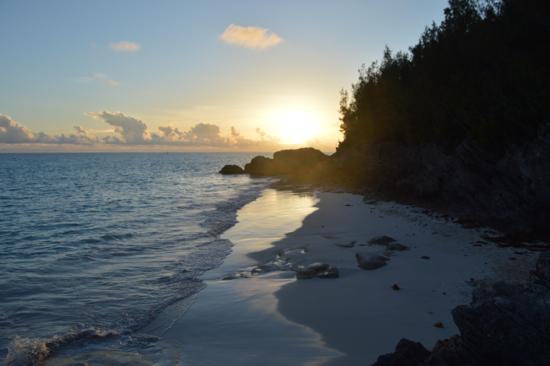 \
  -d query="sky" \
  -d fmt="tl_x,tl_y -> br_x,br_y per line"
0,0 -> 448,152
